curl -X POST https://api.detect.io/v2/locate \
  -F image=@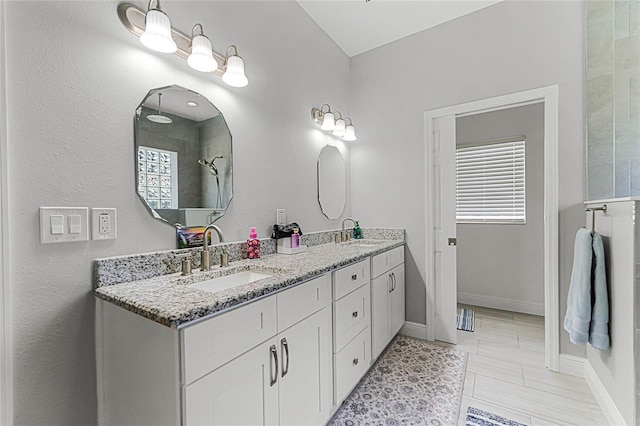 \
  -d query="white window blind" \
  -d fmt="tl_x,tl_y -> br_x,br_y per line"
456,139 -> 526,223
